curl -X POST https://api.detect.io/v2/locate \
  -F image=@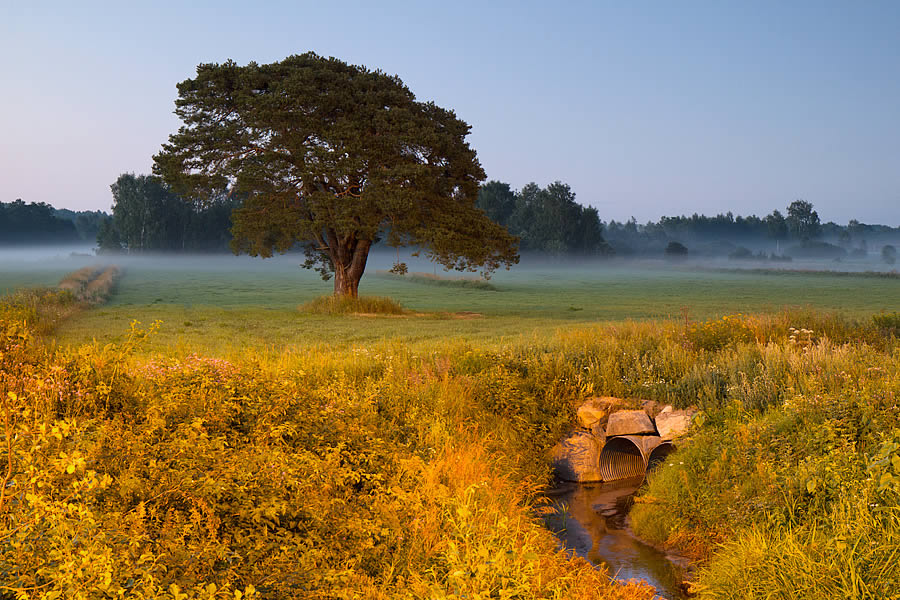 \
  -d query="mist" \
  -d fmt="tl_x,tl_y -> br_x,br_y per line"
2,242 -> 897,293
